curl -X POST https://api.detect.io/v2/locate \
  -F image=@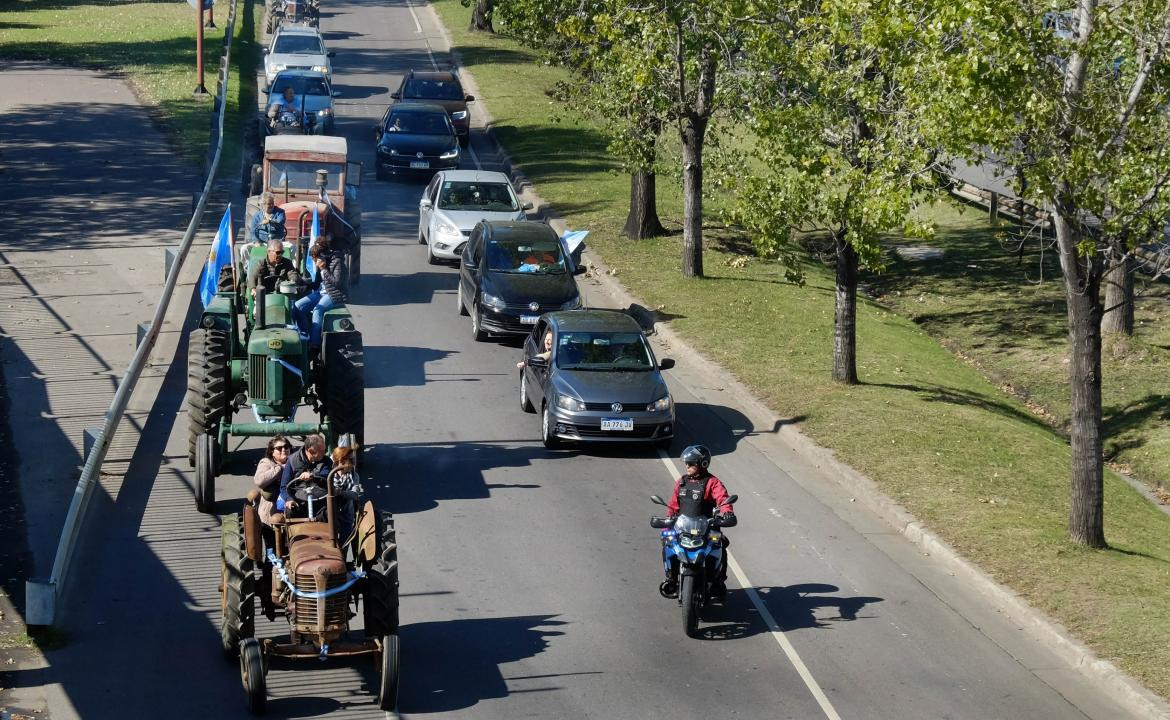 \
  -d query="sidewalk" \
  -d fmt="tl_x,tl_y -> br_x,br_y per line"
0,61 -> 212,718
